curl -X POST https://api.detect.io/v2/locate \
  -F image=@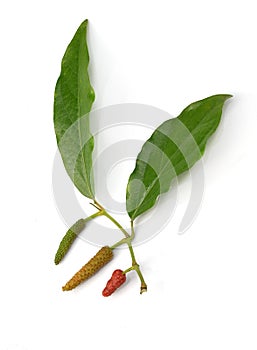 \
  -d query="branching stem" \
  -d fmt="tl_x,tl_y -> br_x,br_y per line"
89,201 -> 147,294
83,210 -> 104,223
